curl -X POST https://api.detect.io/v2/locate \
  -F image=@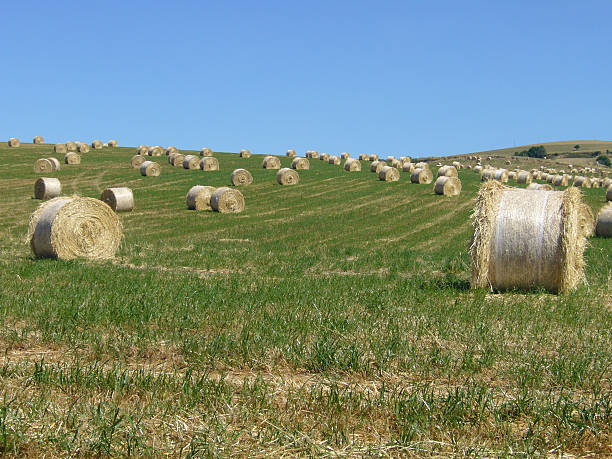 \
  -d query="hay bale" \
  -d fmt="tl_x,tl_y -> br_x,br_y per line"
603,178 -> 612,189
166,146 -> 178,155
231,168 -> 253,186
137,146 -> 150,156
34,158 -> 54,173
34,178 -> 61,199
402,162 -> 415,173
344,159 -> 361,172
186,185 -> 216,210
573,176 -> 591,188
210,187 -> 245,213
452,161 -> 462,170
64,153 -> 81,165
8,138 -> 20,147
437,165 -> 458,178
167,152 -> 178,164
526,183 -> 553,191
391,159 -> 402,169
149,146 -> 163,156
341,152 -> 350,160
200,156 -> 219,171
505,160 -> 511,165
183,155 -> 200,170
595,204 -> 612,237
592,180 -> 600,189
66,141 -> 77,151
470,181 -> 585,293
516,171 -> 532,184
262,156 -> 281,169
434,176 -> 462,196
77,143 -> 90,153
328,155 -> 340,165
286,149 -> 296,157
319,153 -> 330,161
414,162 -> 428,169
46,158 -> 60,171
33,136 -> 44,144
359,154 -> 370,161
240,149 -> 251,158
379,166 -> 400,182
28,197 -> 122,260
481,169 -> 496,181
54,143 -> 67,154
310,151 -> 319,159
131,155 -> 146,168
200,147 -> 213,157
410,167 -> 433,184
552,175 -> 569,187
101,187 -> 134,212
607,186 -> 612,202
508,171 -> 517,181
386,156 -> 395,164
277,168 -> 299,185
371,160 -> 386,174
579,204 -> 595,237
172,154 -> 185,166
108,140 -> 118,147
91,140 -> 103,149
292,157 -> 309,170
140,161 -> 161,176
494,169 -> 509,183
